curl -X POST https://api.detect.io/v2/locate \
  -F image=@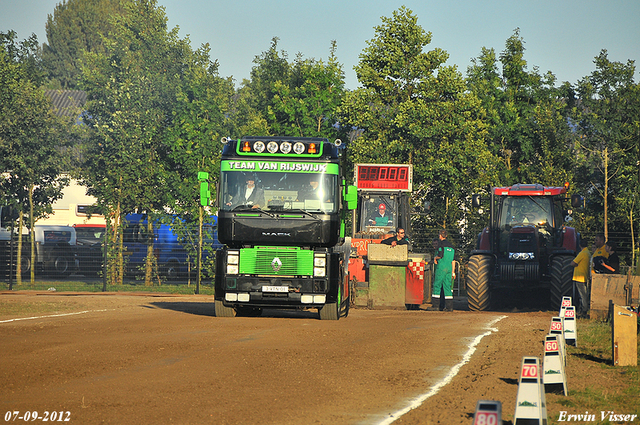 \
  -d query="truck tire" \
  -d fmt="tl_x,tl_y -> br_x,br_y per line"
163,261 -> 180,281
214,299 -> 236,317
550,255 -> 573,311
467,255 -> 492,311
319,302 -> 339,320
53,254 -> 73,277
